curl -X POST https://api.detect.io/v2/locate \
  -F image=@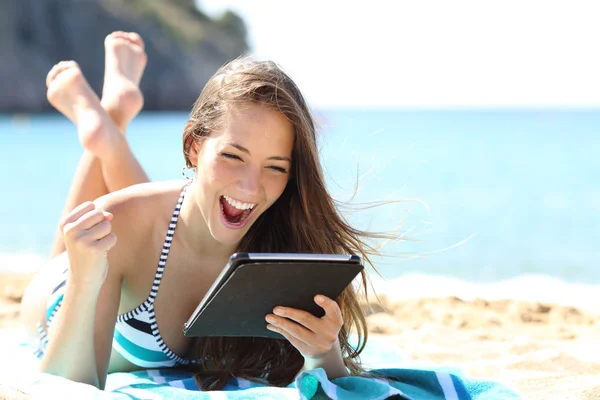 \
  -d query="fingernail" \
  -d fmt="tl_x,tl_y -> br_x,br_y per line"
273,307 -> 284,315
316,295 -> 325,304
266,315 -> 276,324
266,324 -> 277,332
